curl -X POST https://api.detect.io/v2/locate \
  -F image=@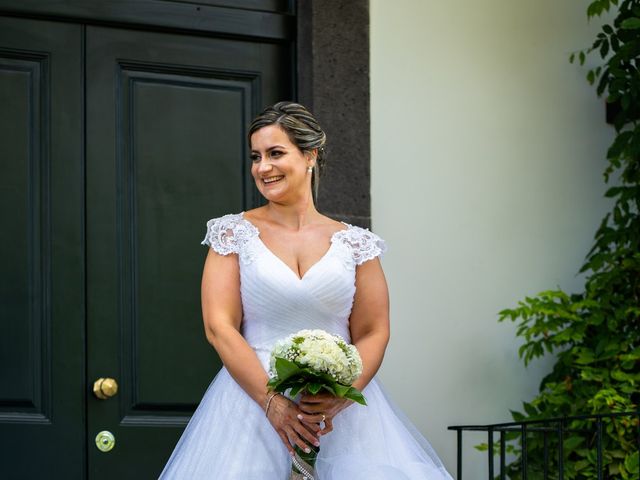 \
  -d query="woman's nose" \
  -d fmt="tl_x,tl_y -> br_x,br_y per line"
257,160 -> 272,173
